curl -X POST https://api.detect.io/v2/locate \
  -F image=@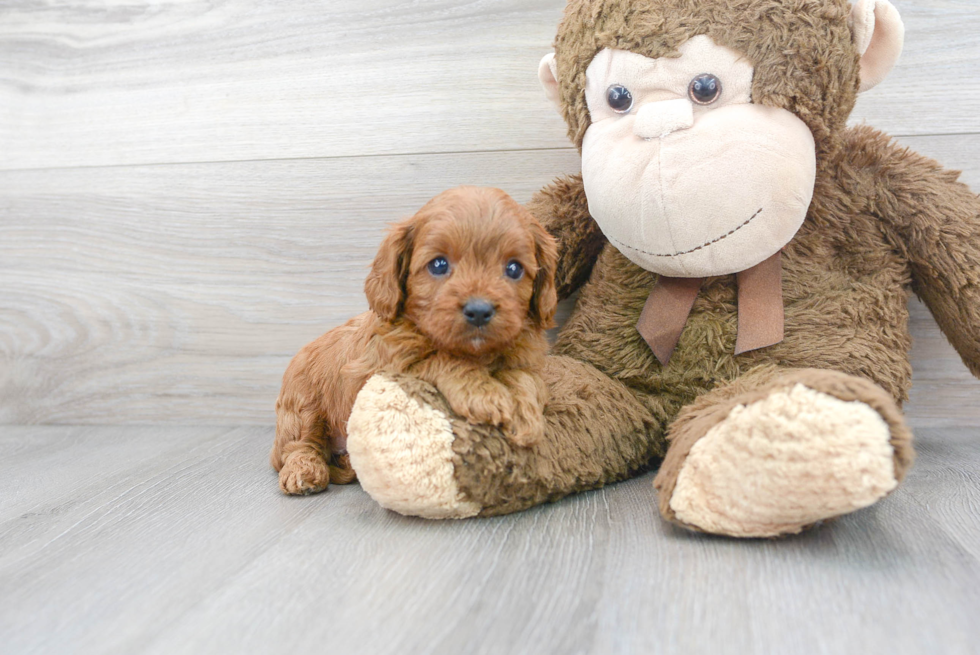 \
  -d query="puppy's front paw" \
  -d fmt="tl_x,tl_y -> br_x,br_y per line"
505,406 -> 545,448
458,391 -> 514,429
279,449 -> 330,495
440,382 -> 514,428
